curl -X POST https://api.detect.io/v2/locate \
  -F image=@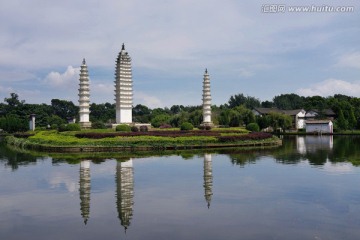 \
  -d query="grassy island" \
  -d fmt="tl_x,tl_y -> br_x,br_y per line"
5,128 -> 282,153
